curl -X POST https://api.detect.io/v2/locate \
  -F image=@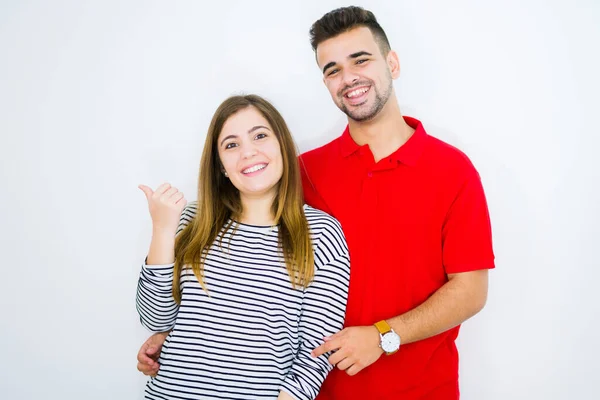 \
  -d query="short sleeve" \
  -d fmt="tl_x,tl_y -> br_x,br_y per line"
442,167 -> 495,274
